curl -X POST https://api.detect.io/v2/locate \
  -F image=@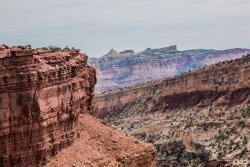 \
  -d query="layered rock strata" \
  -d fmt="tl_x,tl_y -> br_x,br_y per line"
96,55 -> 250,117
0,45 -> 156,167
0,45 -> 96,166
89,46 -> 250,93
96,55 -> 250,166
